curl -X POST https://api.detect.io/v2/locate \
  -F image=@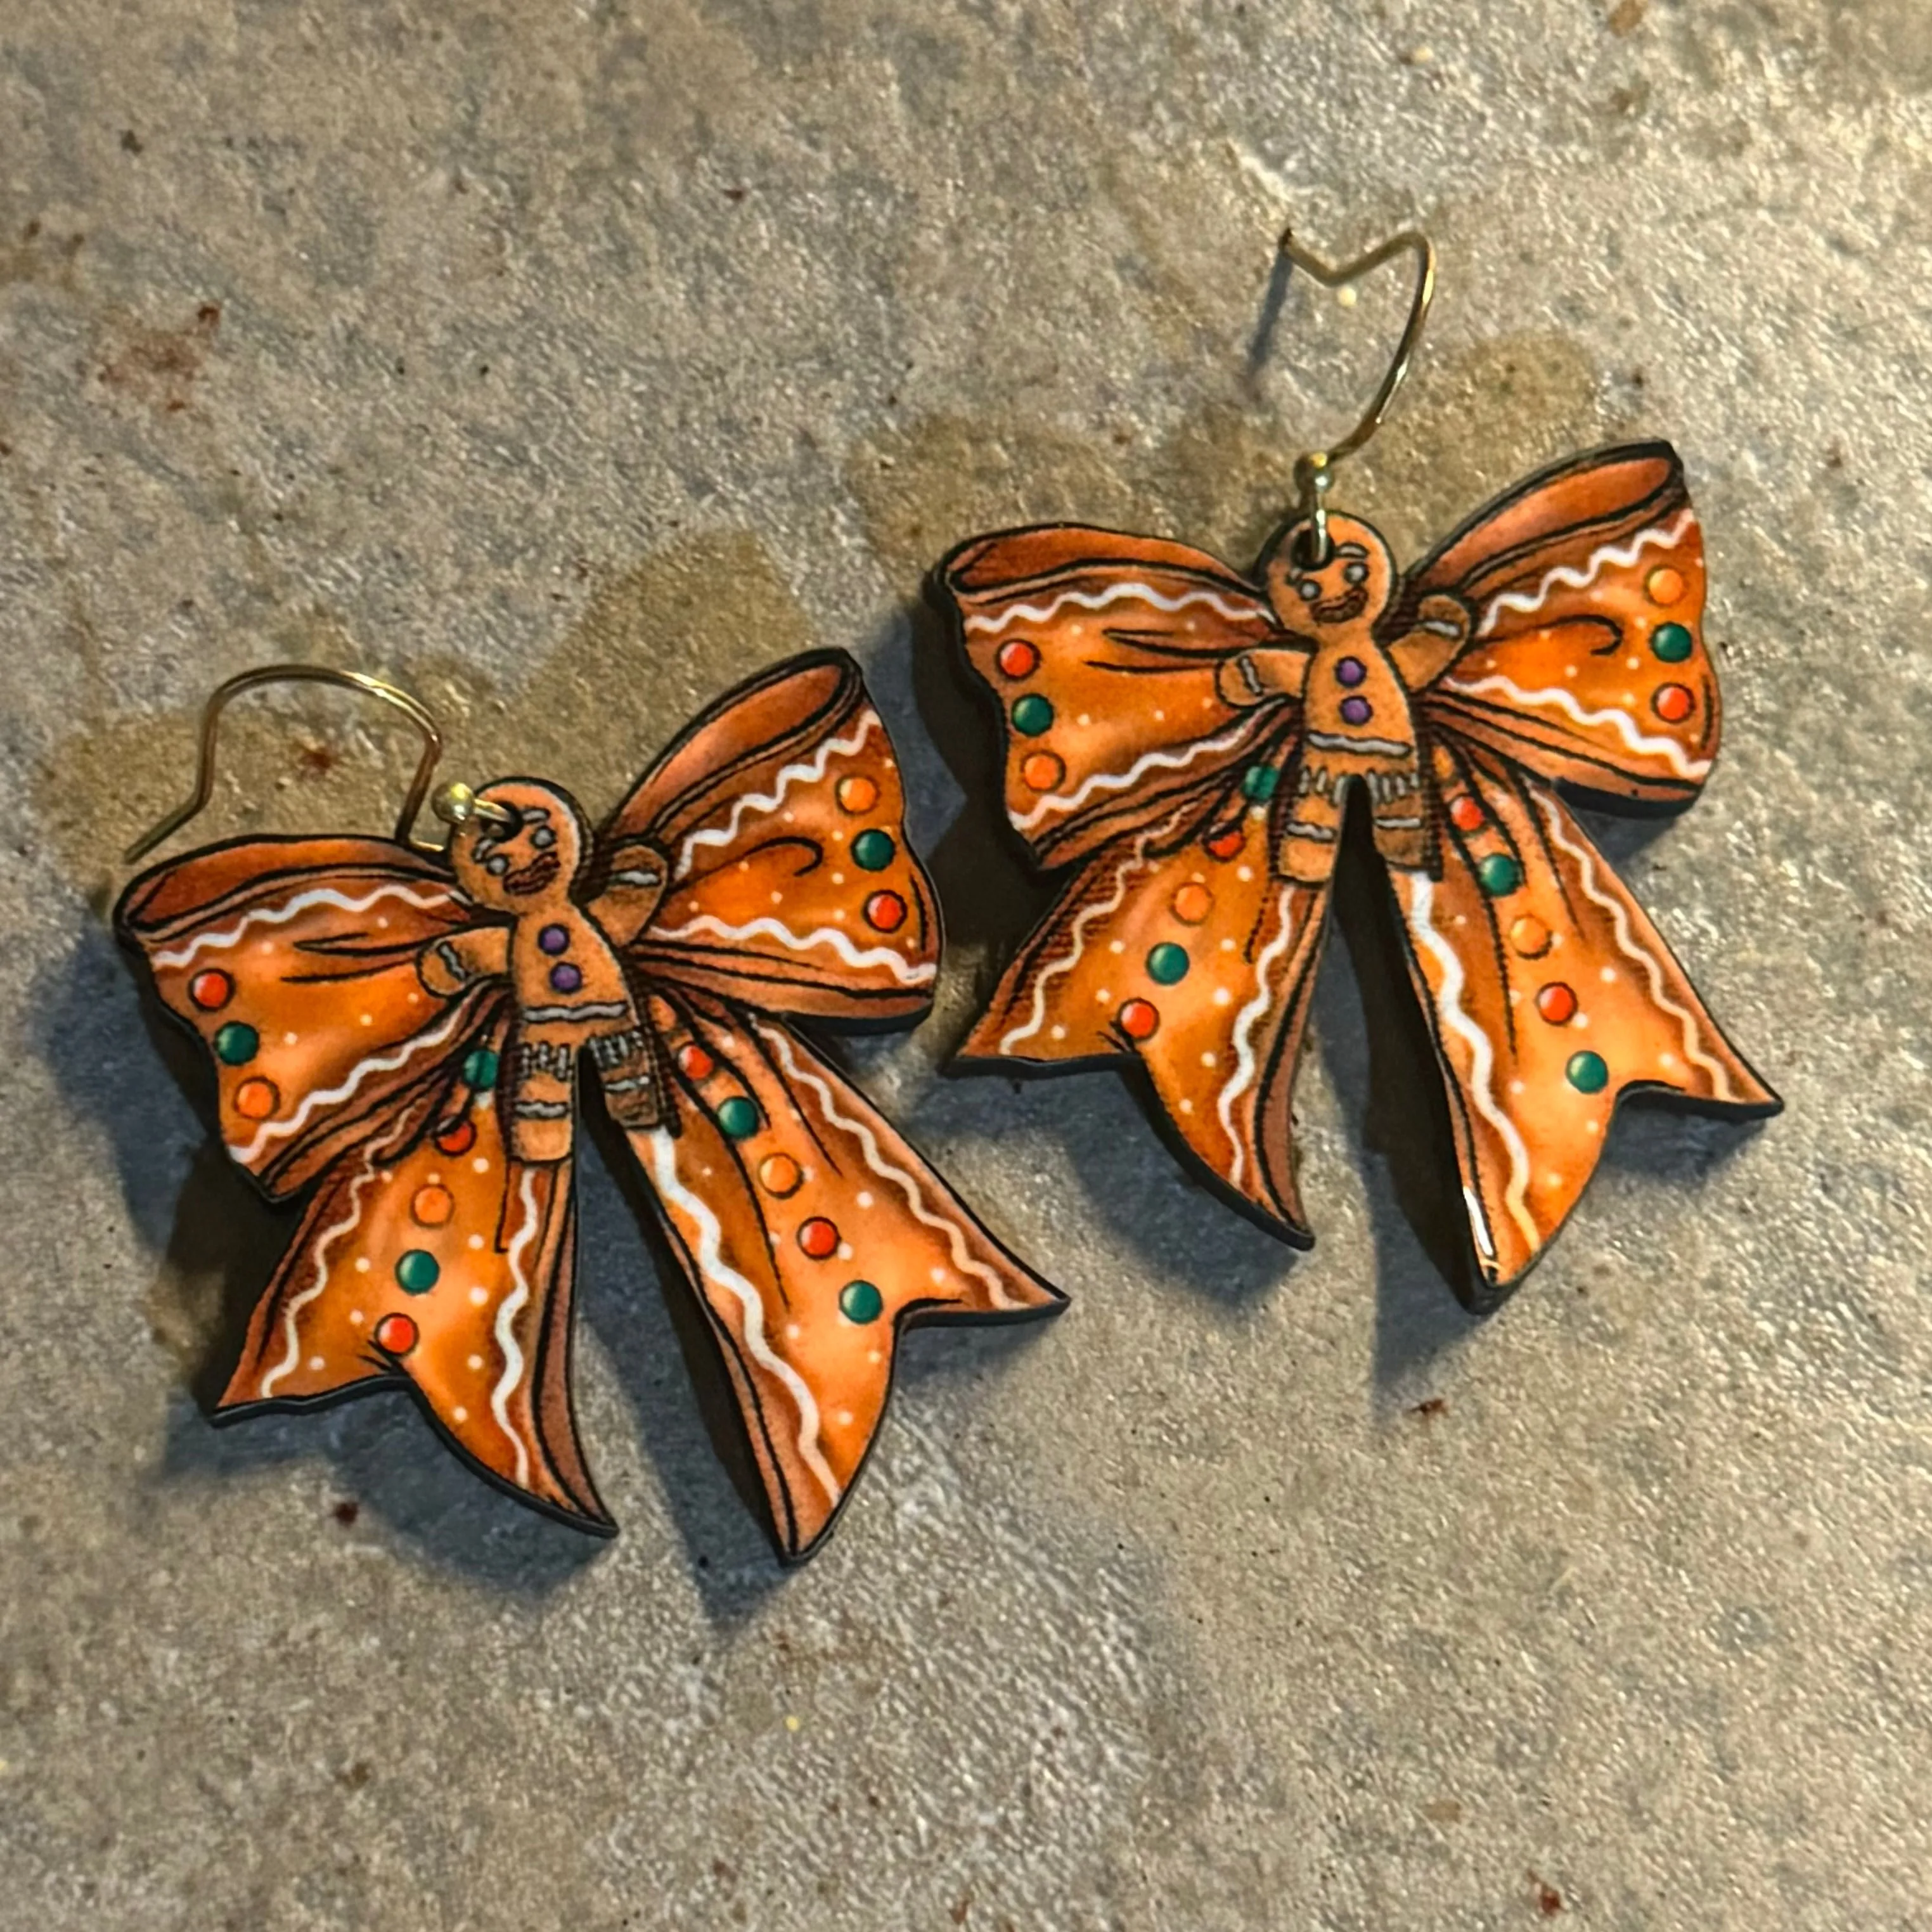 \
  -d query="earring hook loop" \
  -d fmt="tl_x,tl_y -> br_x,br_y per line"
124,663 -> 454,864
1276,223 -> 1436,564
